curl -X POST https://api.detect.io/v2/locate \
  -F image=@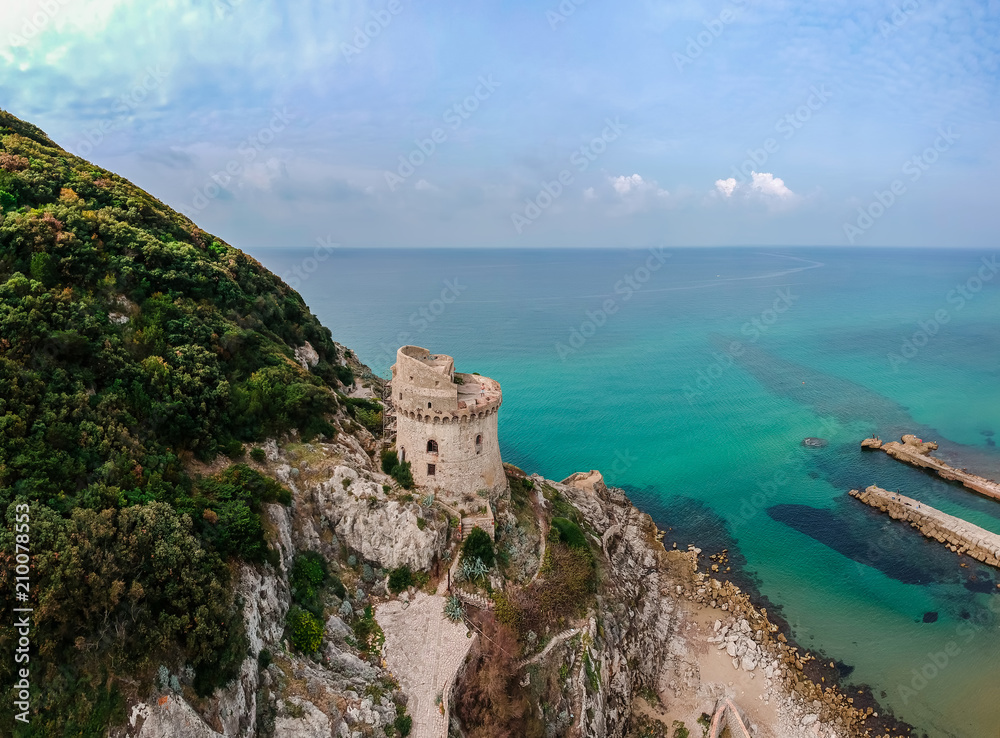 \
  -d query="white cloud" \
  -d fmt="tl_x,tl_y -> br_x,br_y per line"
609,173 -> 668,199
583,187 -> 596,200
713,171 -> 796,207
715,177 -> 737,197
414,178 -> 439,192
749,171 -> 794,199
